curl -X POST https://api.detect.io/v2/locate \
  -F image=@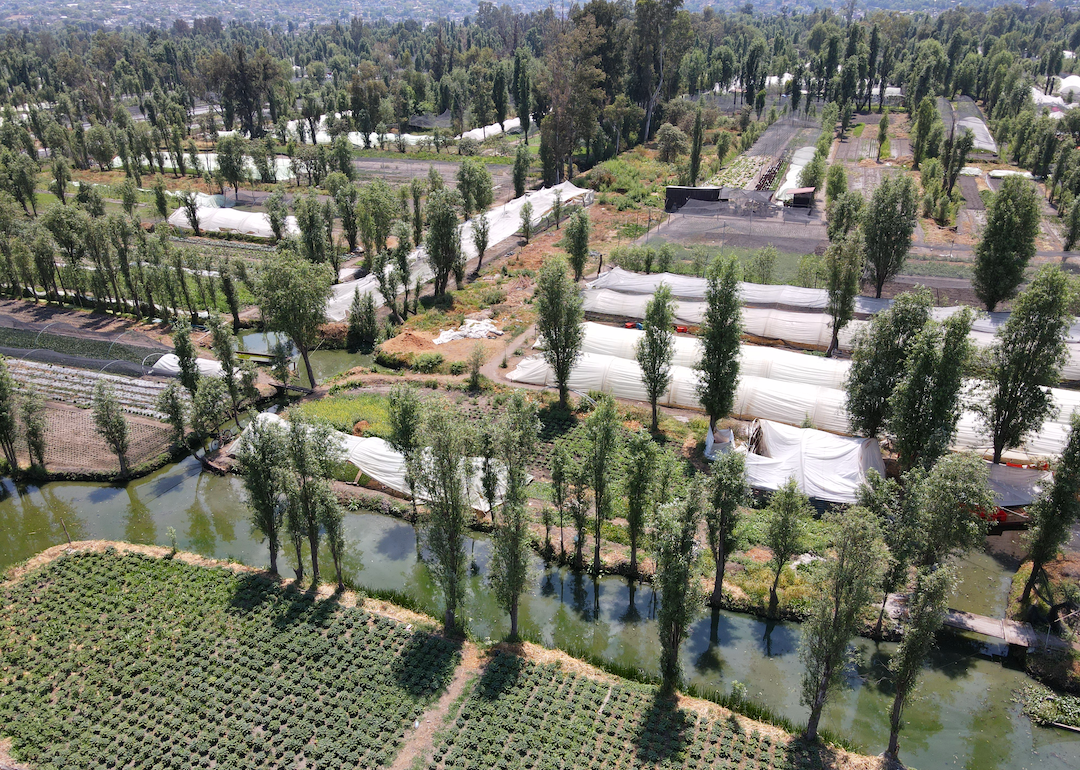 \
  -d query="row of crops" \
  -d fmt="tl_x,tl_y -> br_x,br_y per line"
0,326 -> 166,366
0,550 -> 460,770
431,651 -> 812,770
7,359 -> 179,420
